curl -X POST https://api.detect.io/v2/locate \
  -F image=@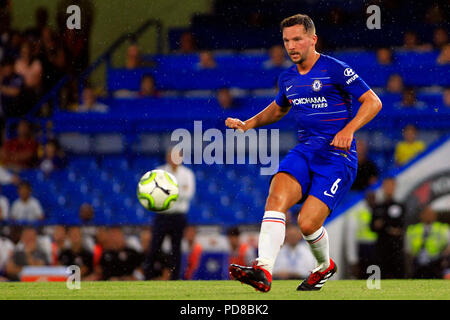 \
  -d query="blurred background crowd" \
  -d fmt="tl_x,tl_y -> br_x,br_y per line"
0,0 -> 449,282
